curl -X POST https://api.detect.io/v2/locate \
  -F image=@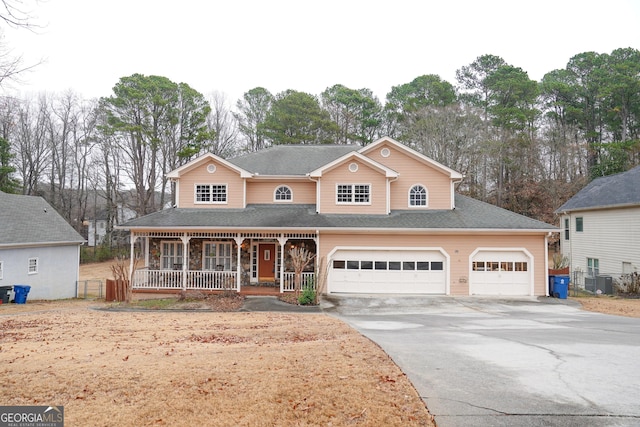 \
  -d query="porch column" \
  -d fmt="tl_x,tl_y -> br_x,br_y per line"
277,235 -> 288,293
234,234 -> 244,292
315,230 -> 320,294
180,234 -> 190,291
129,233 -> 138,284
144,236 -> 150,268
